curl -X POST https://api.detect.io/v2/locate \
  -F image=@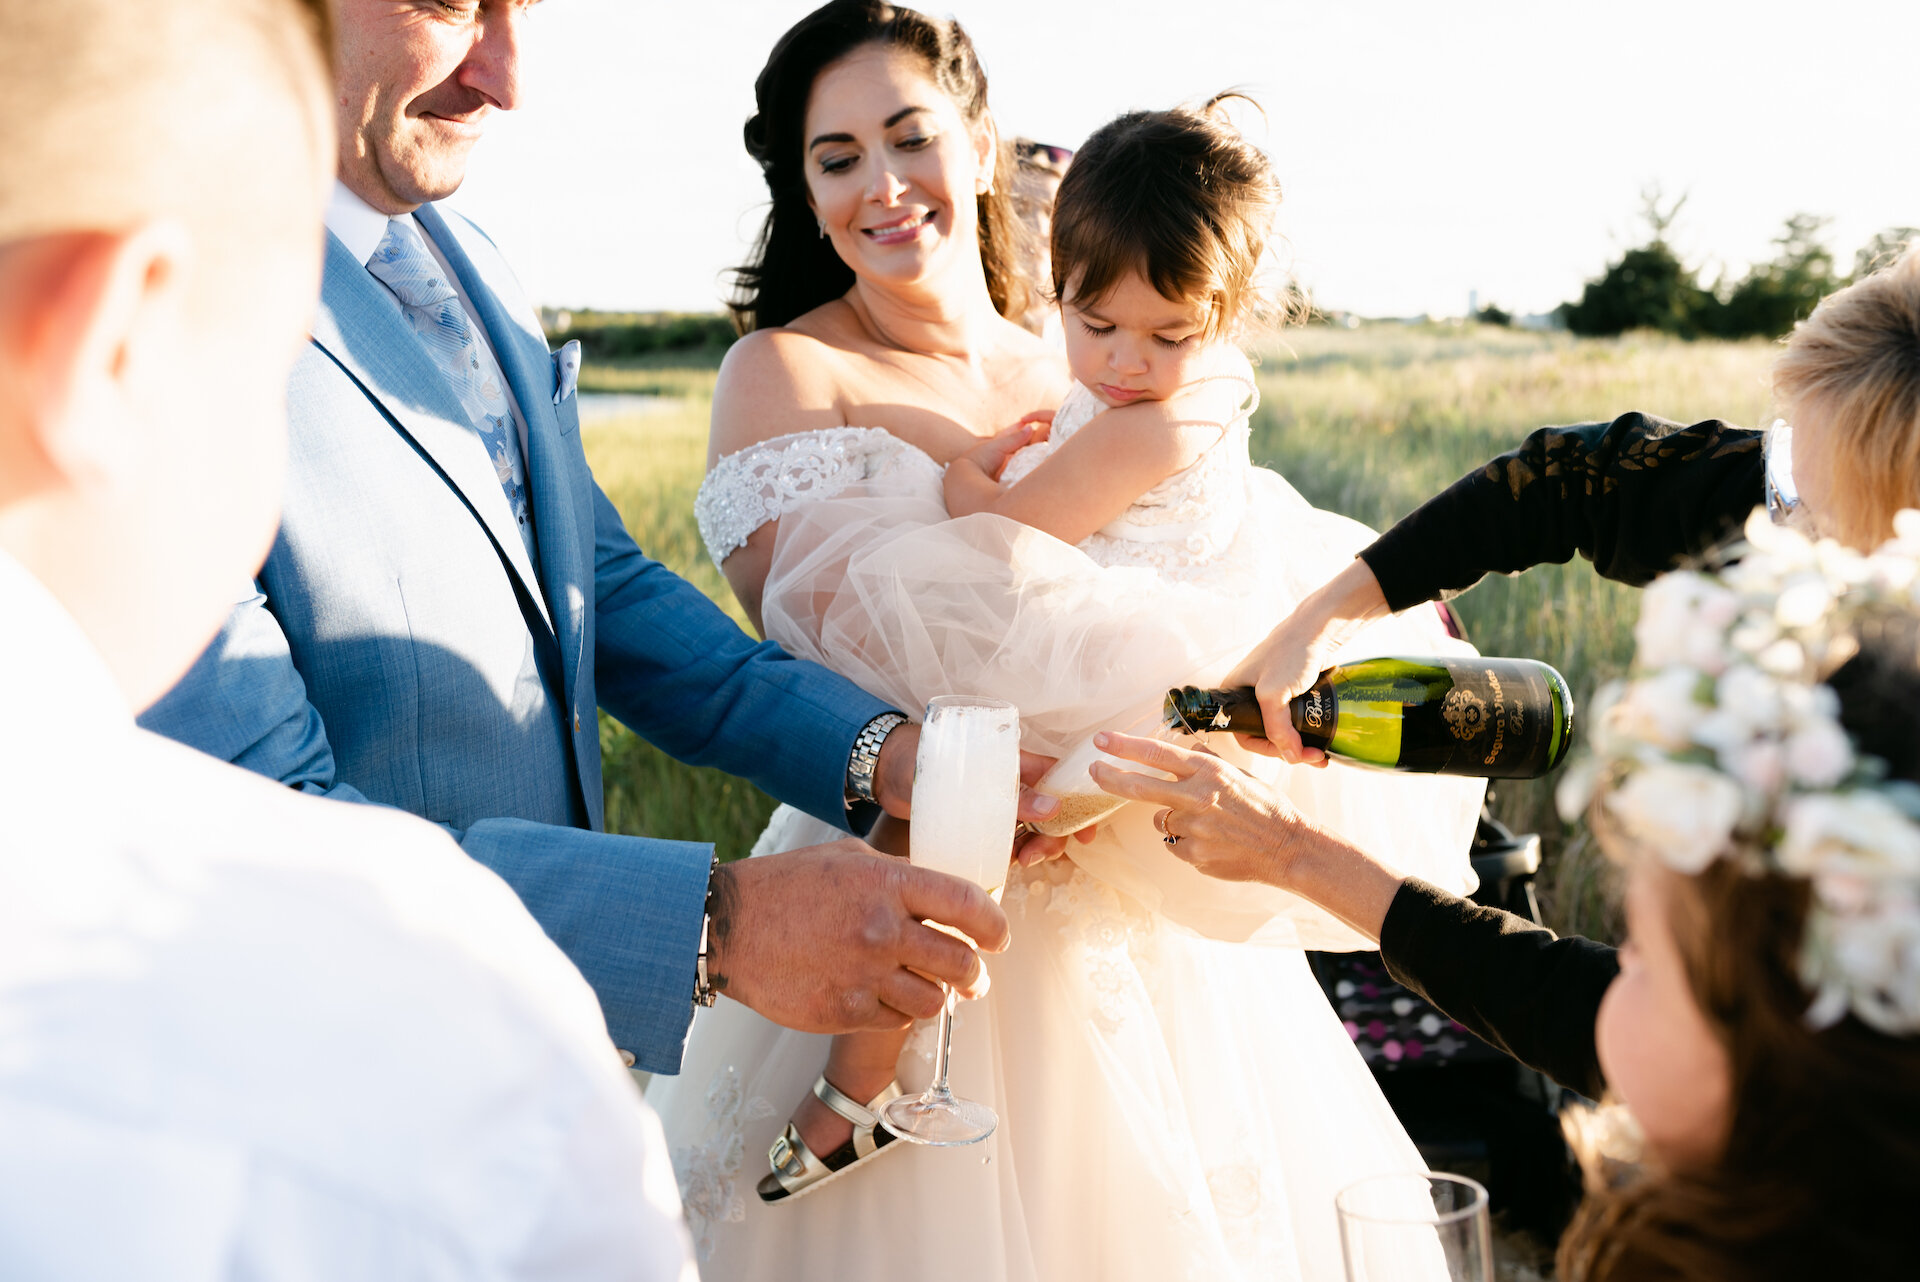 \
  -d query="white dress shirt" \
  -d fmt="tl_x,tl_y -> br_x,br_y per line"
0,551 -> 695,1281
